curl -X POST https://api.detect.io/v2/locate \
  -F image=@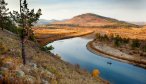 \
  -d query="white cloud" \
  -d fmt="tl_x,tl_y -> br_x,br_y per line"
5,0 -> 146,21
